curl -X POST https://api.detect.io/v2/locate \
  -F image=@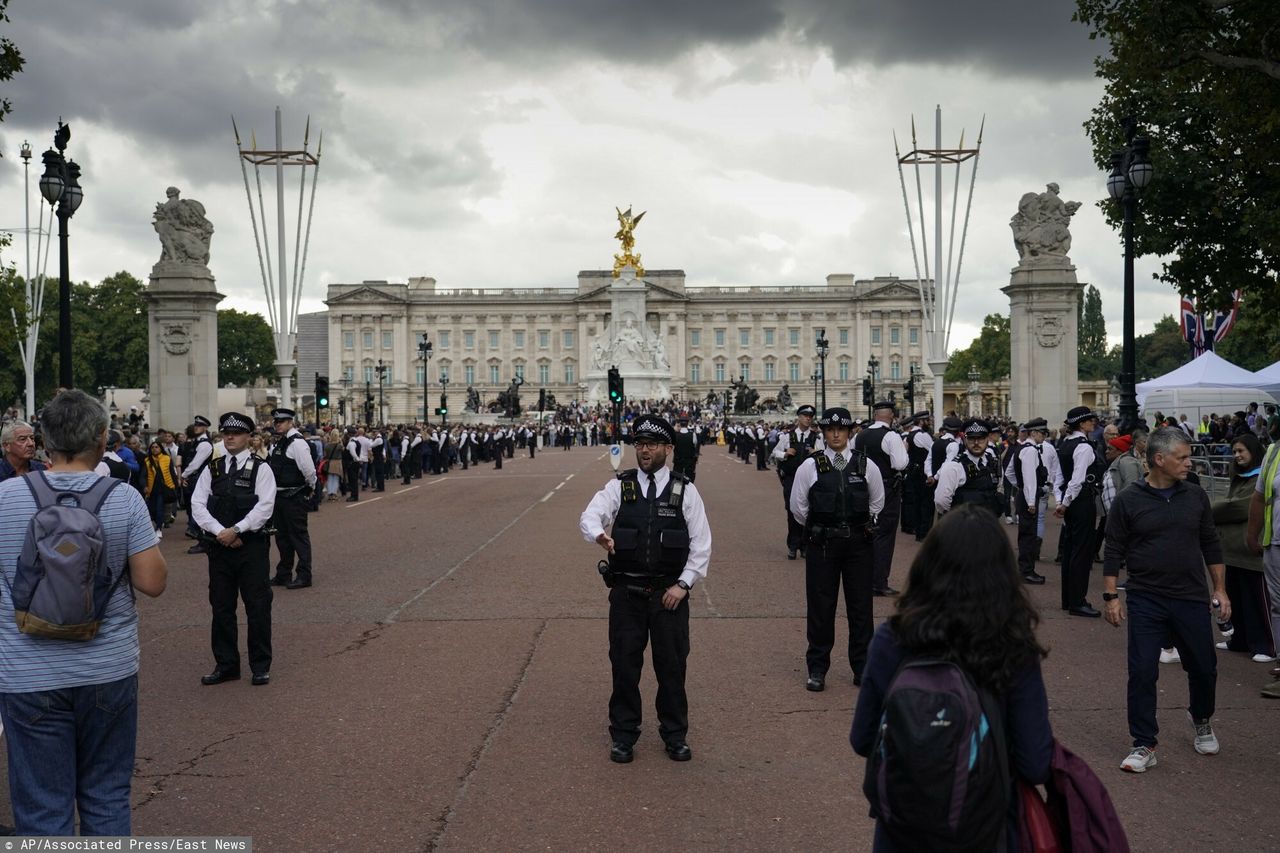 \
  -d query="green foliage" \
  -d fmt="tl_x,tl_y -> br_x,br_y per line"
1078,285 -> 1107,360
0,0 -> 26,158
217,308 -> 276,387
946,314 -> 1010,382
1134,315 -> 1189,381
1076,0 -> 1280,318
